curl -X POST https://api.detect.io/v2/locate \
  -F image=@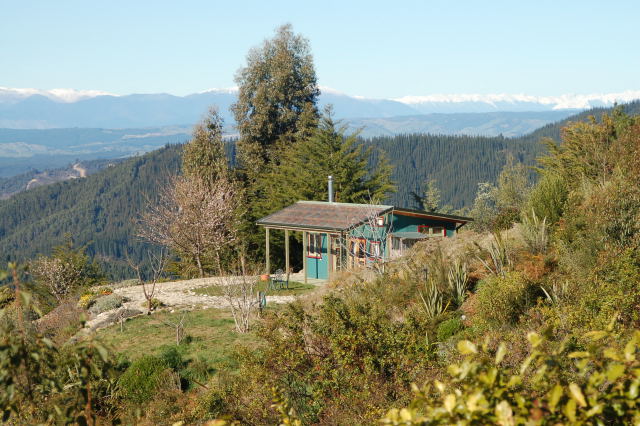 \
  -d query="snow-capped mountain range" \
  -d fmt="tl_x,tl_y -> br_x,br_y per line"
1,86 -> 639,129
